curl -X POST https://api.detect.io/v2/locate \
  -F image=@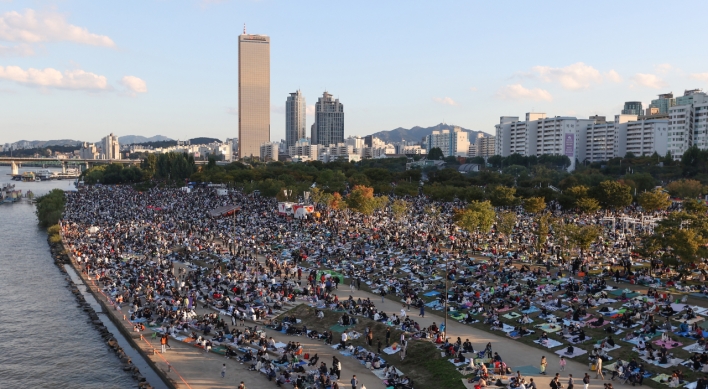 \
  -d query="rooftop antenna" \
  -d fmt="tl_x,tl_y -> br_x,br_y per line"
243,23 -> 246,34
